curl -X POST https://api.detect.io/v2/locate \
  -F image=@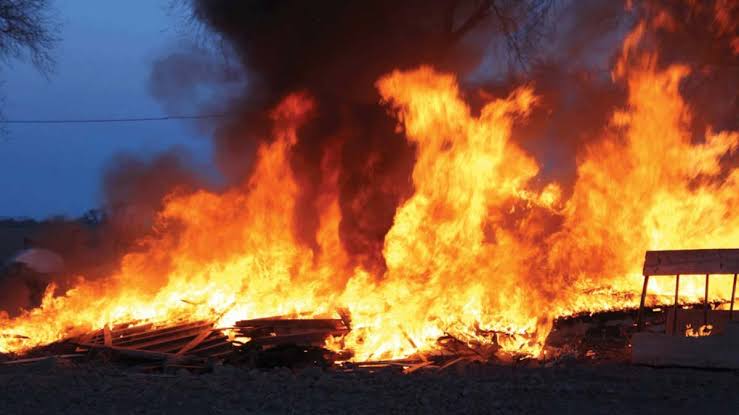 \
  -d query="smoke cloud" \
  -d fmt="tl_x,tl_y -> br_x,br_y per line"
147,0 -> 737,272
